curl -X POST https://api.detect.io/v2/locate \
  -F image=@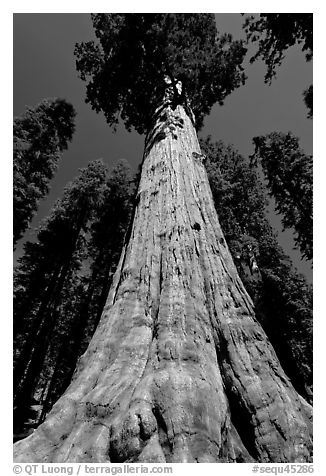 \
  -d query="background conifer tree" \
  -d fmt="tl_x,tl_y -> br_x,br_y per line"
251,132 -> 312,261
13,98 -> 76,247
